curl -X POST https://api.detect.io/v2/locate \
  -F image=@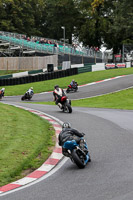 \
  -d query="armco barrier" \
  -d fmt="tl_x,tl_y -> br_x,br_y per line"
0,74 -> 12,79
78,65 -> 92,73
28,69 -> 43,75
